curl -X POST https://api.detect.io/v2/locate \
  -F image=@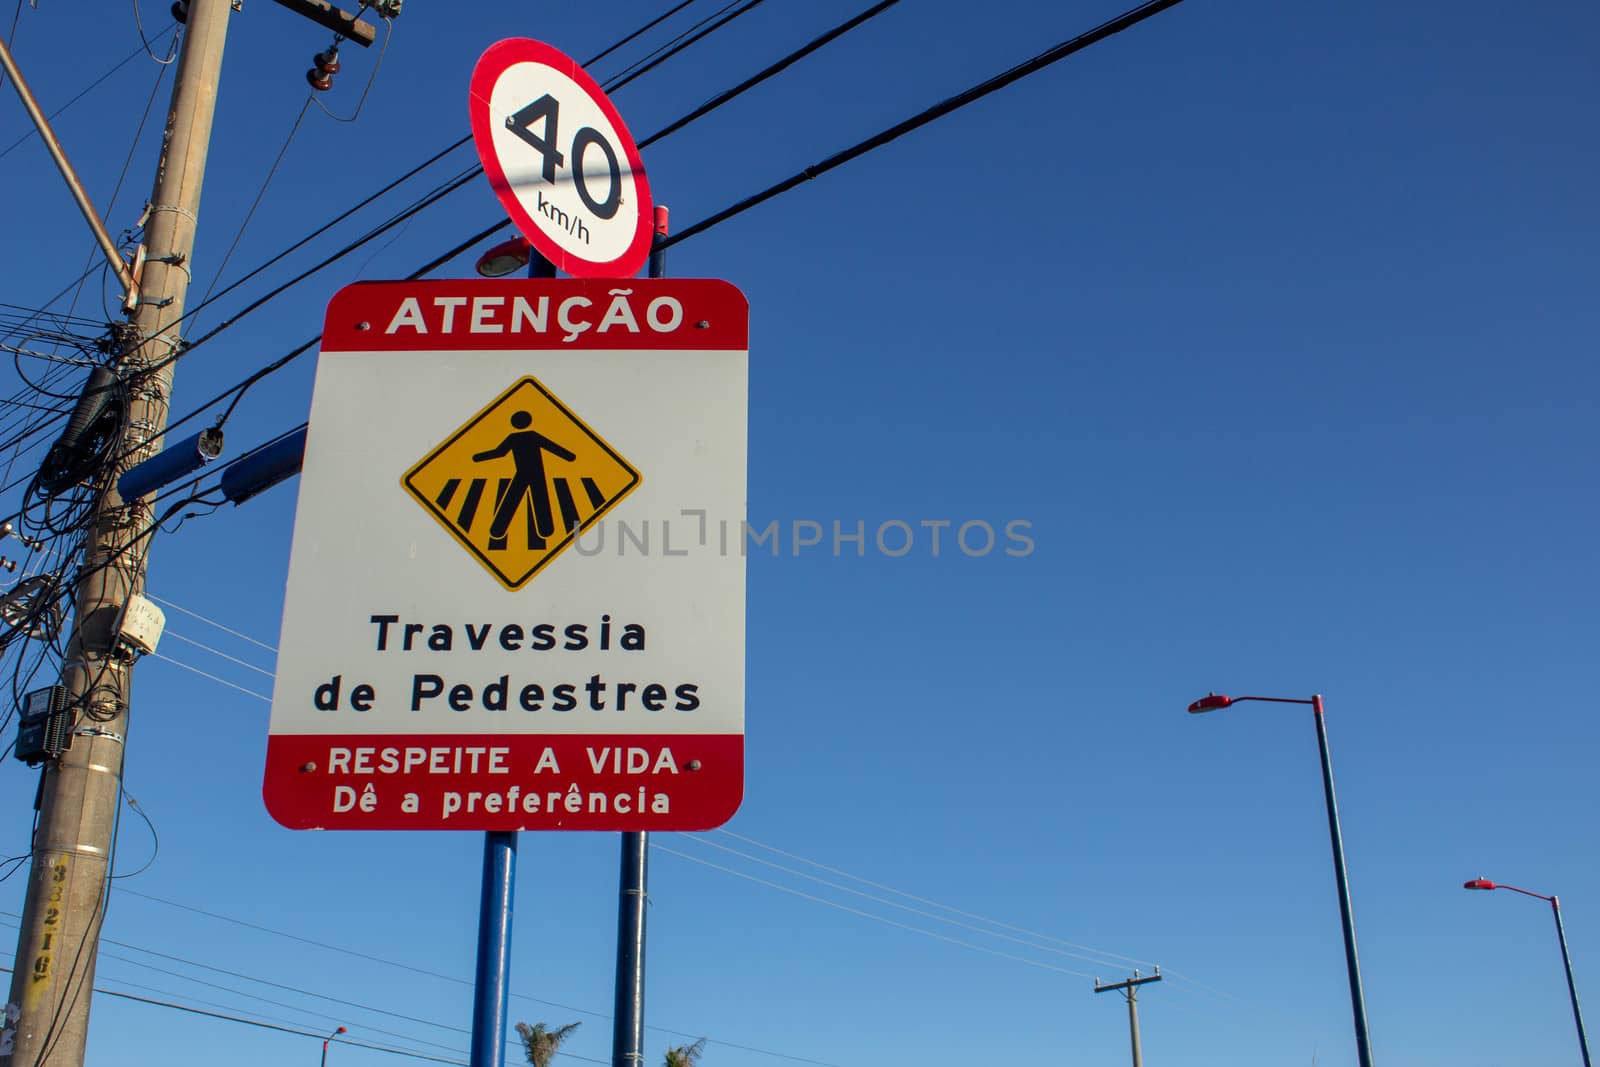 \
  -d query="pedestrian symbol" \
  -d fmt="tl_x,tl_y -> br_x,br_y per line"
402,377 -> 640,589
